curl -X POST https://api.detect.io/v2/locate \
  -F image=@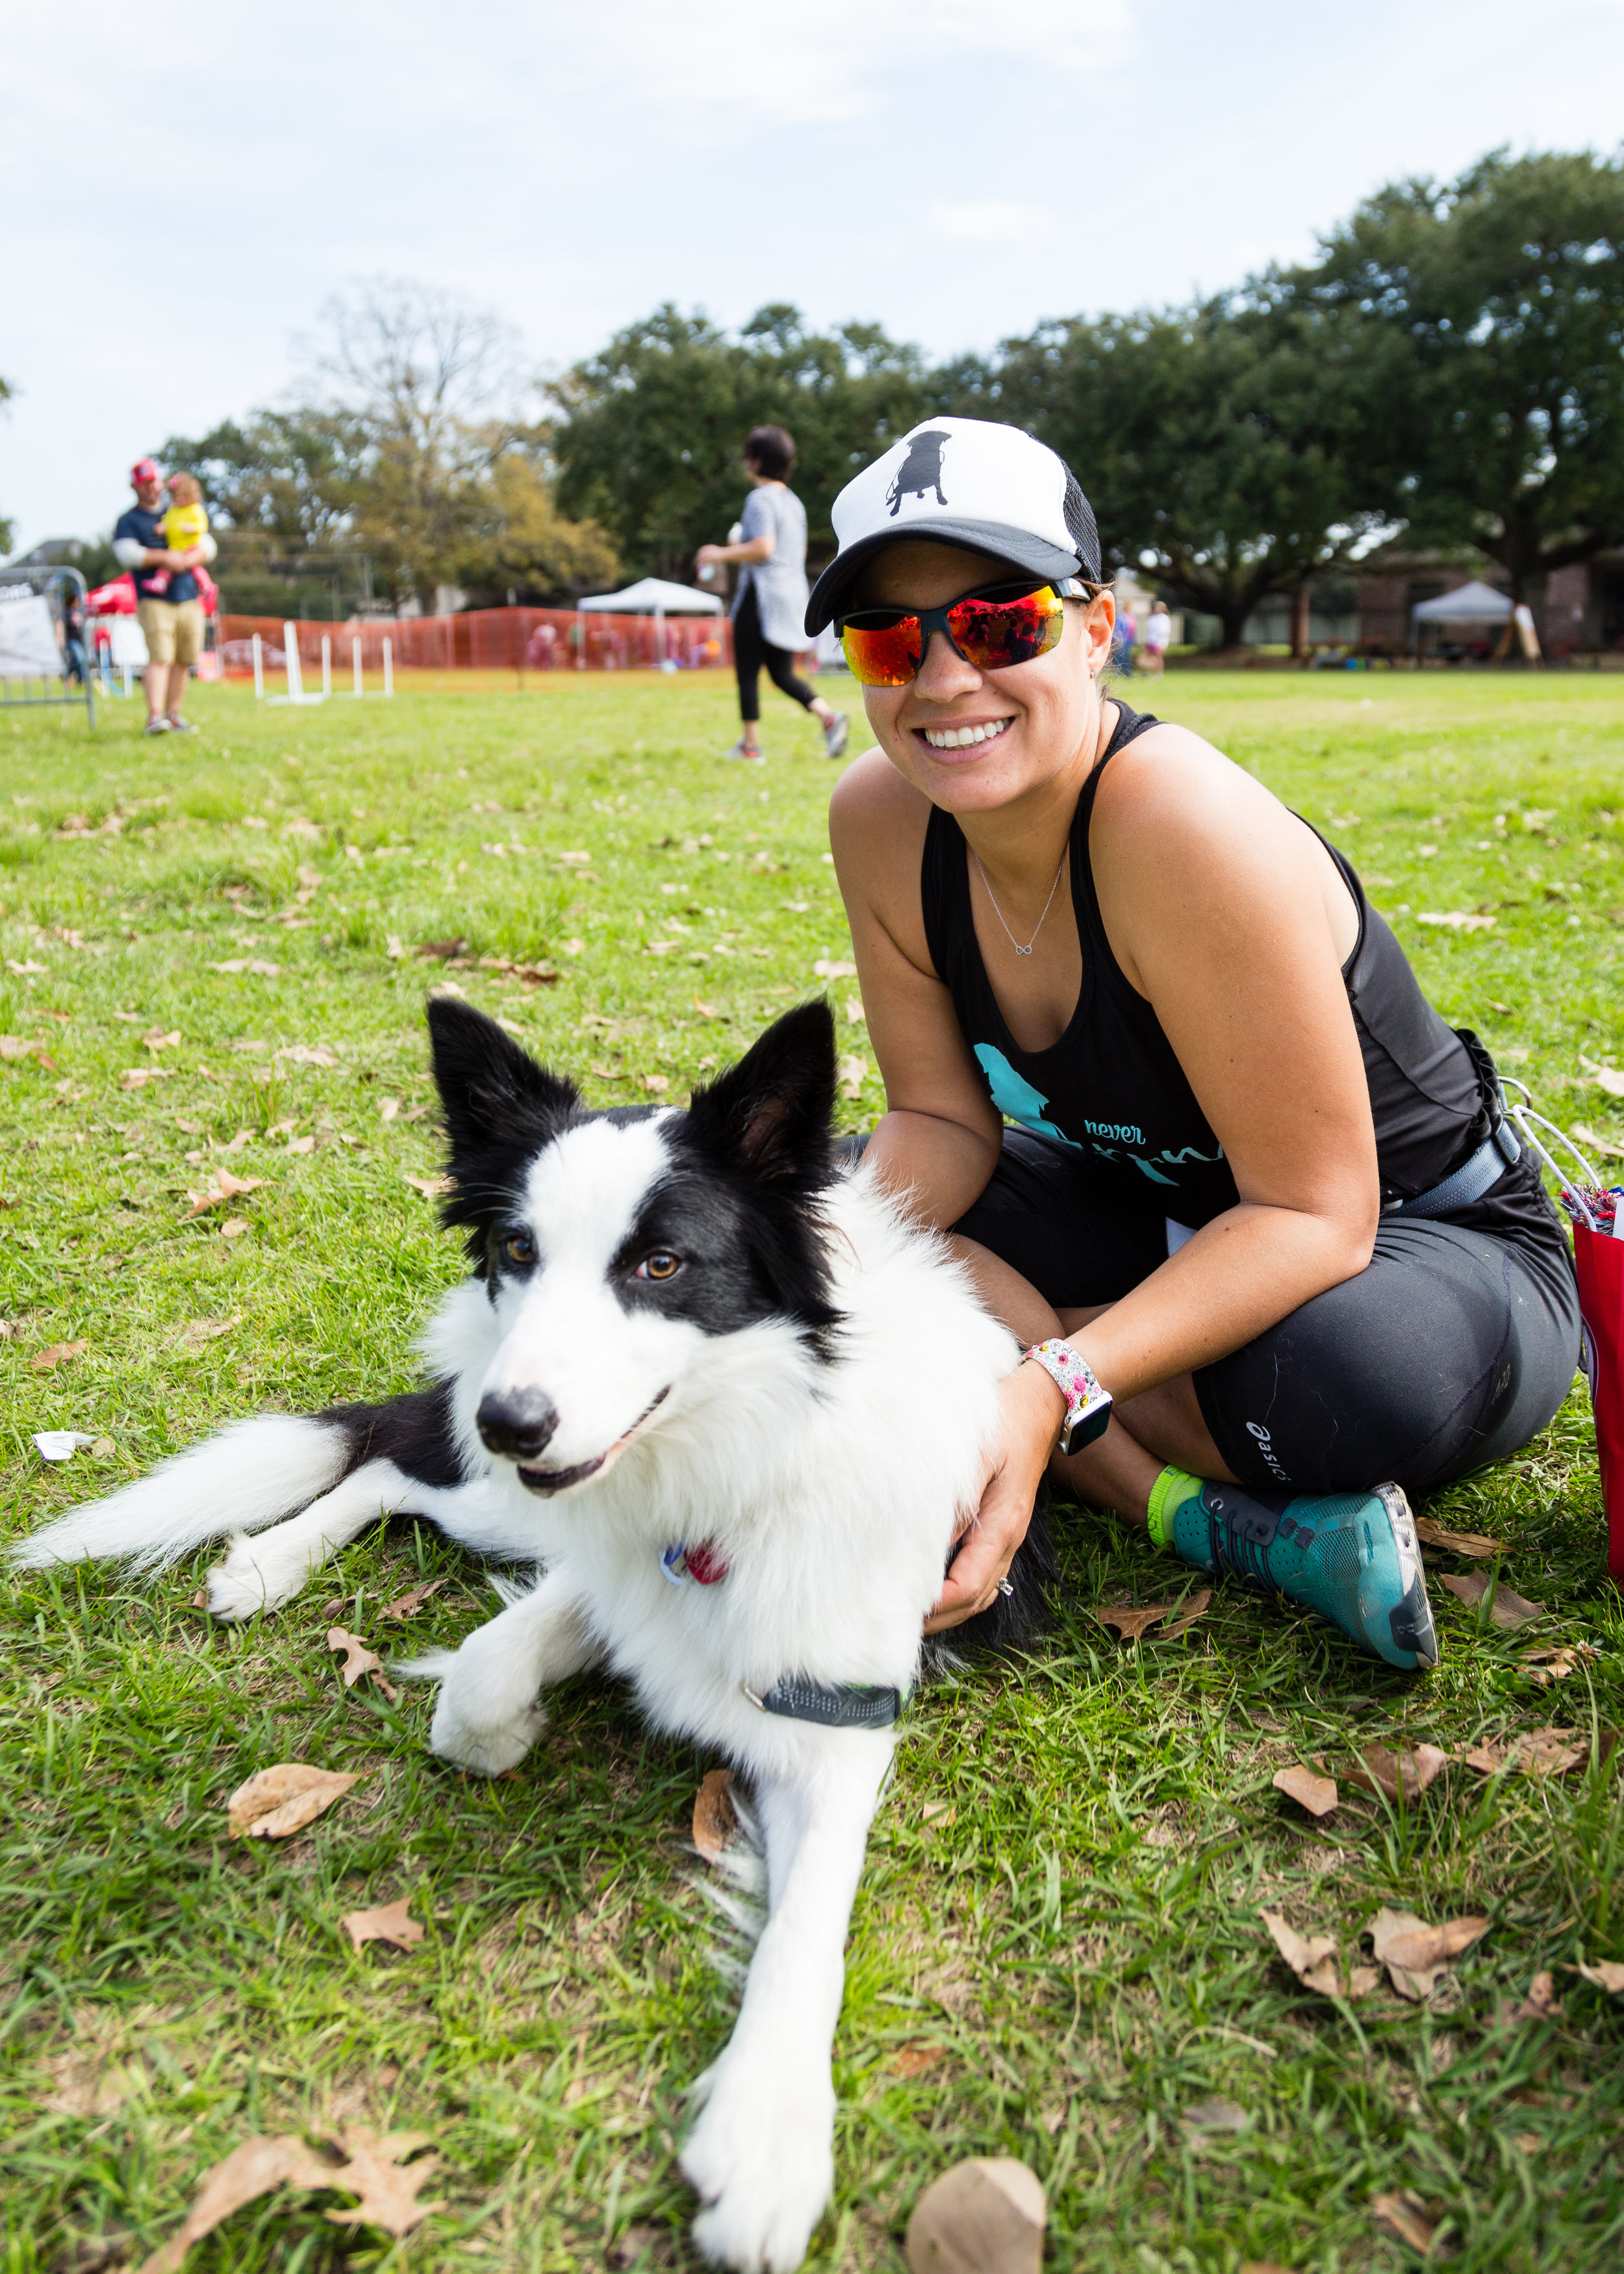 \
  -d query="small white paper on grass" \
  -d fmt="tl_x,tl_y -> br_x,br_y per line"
34,1431 -> 95,1462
